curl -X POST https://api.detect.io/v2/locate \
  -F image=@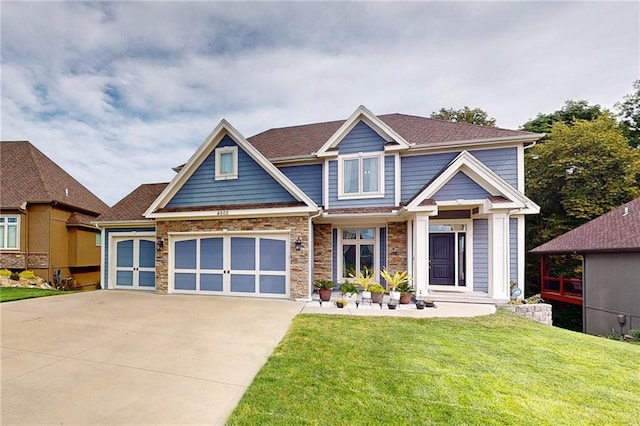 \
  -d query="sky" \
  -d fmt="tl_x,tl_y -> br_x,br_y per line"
1,1 -> 638,207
